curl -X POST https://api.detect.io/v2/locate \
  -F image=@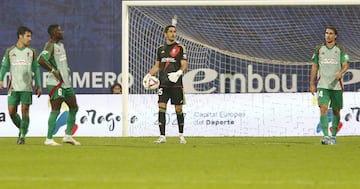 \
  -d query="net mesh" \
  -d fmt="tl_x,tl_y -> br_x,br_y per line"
128,5 -> 360,94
